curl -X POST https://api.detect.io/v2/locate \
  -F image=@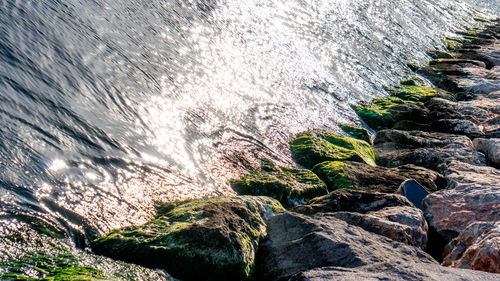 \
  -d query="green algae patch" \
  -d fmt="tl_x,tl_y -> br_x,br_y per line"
387,85 -> 440,103
338,124 -> 371,144
290,130 -> 376,168
312,161 -> 356,191
92,196 -> 283,281
231,161 -> 328,207
0,253 -> 112,281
